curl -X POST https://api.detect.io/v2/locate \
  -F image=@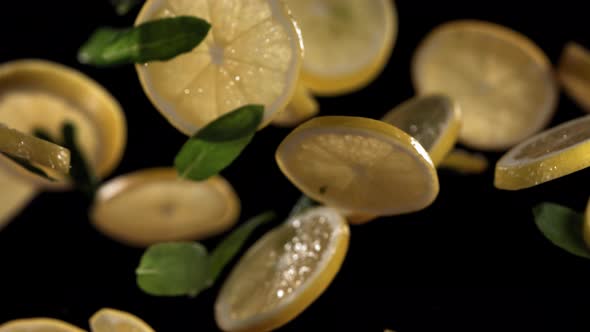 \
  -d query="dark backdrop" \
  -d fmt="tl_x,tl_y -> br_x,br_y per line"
1,1 -> 589,331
